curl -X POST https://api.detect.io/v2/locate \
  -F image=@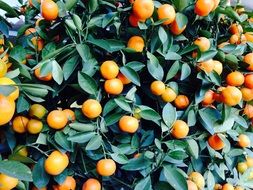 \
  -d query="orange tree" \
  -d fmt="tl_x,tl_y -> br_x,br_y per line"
0,0 -> 253,189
